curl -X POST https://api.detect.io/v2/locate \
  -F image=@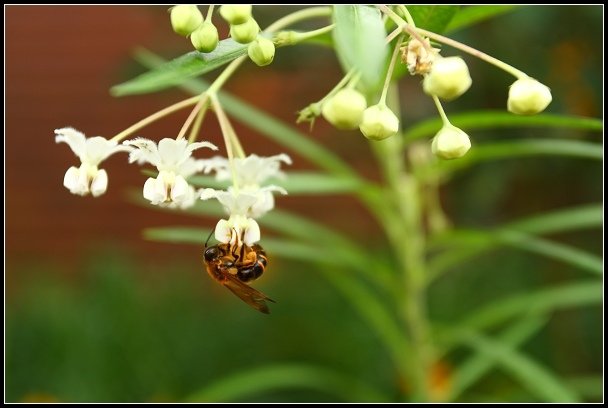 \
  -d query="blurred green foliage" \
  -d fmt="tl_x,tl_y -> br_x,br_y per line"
6,5 -> 602,403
